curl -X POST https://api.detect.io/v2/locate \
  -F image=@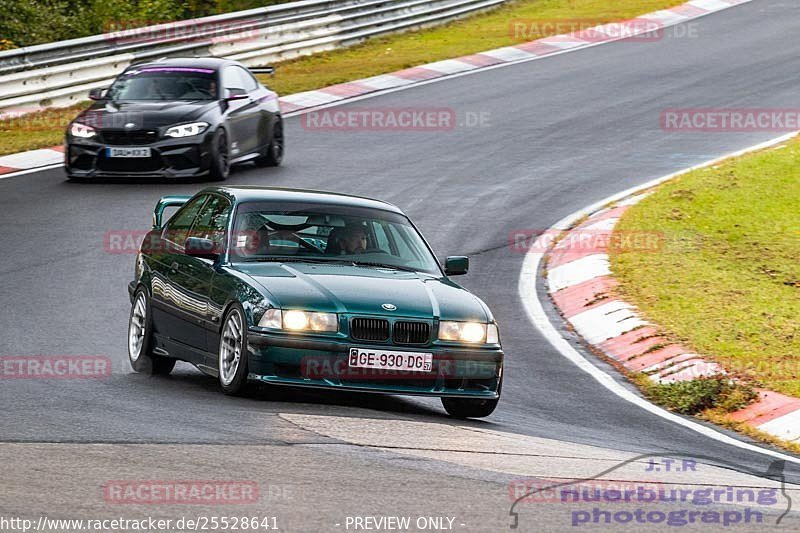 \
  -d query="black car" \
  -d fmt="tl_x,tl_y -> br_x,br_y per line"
65,57 -> 283,181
